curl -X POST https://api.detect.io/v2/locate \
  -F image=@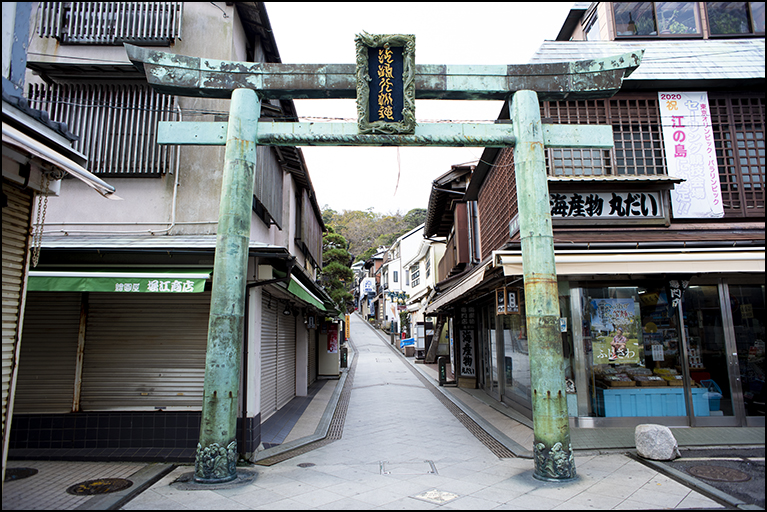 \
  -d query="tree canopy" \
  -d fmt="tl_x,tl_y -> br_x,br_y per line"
321,206 -> 426,262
